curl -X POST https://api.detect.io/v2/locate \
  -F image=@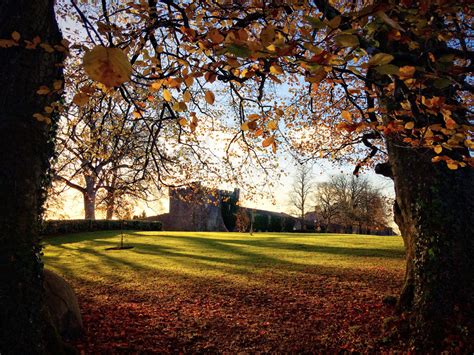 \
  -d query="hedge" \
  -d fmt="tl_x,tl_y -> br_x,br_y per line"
41,219 -> 162,236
